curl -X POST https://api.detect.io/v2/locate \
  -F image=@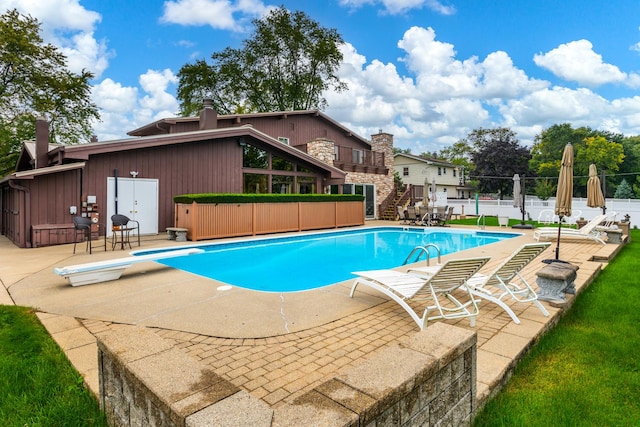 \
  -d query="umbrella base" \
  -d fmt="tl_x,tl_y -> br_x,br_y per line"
511,223 -> 533,229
